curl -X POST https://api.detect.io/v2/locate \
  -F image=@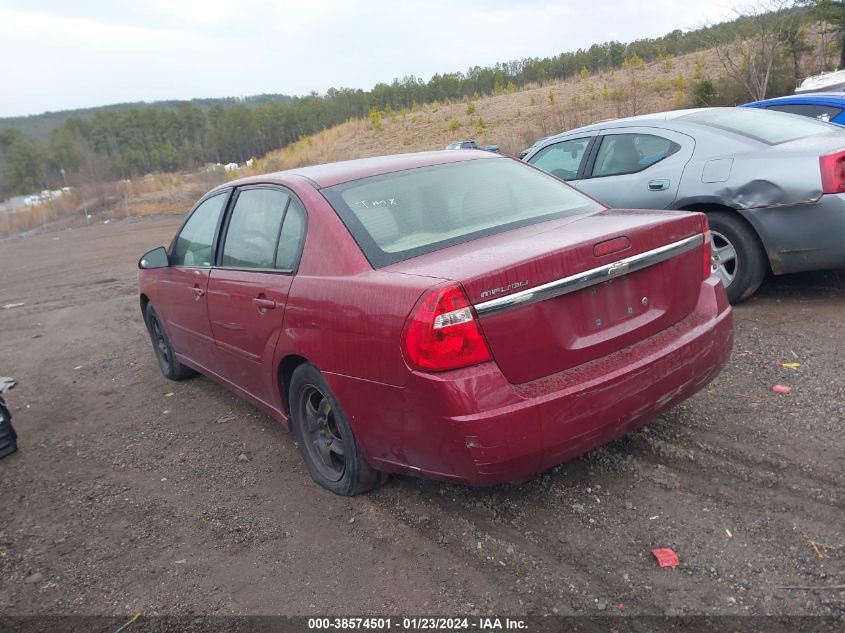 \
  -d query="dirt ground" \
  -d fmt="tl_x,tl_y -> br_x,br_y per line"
0,215 -> 843,617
